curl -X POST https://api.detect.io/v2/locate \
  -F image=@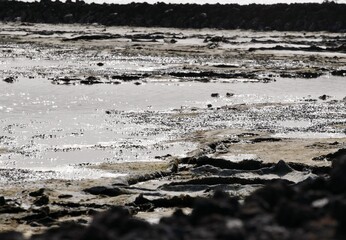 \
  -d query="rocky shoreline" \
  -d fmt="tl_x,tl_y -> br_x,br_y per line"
0,128 -> 345,239
0,1 -> 346,32
0,136 -> 346,239
1,22 -> 346,239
